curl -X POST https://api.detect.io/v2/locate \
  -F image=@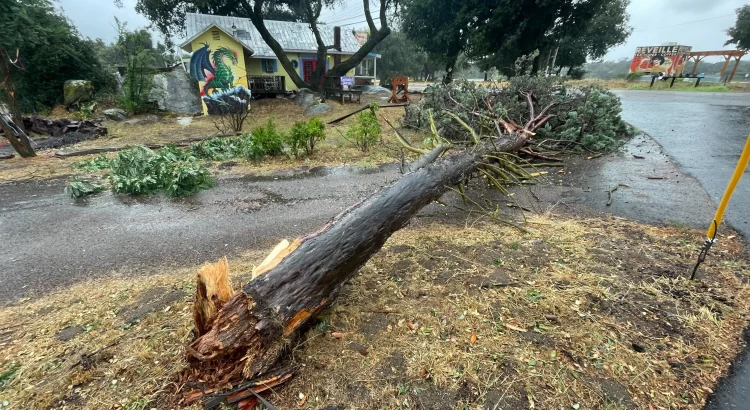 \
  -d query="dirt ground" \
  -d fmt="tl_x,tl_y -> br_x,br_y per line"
0,213 -> 747,410
0,94 -> 421,184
